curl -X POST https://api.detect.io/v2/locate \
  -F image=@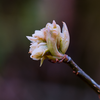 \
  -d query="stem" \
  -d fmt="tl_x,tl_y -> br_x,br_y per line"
63,55 -> 100,94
